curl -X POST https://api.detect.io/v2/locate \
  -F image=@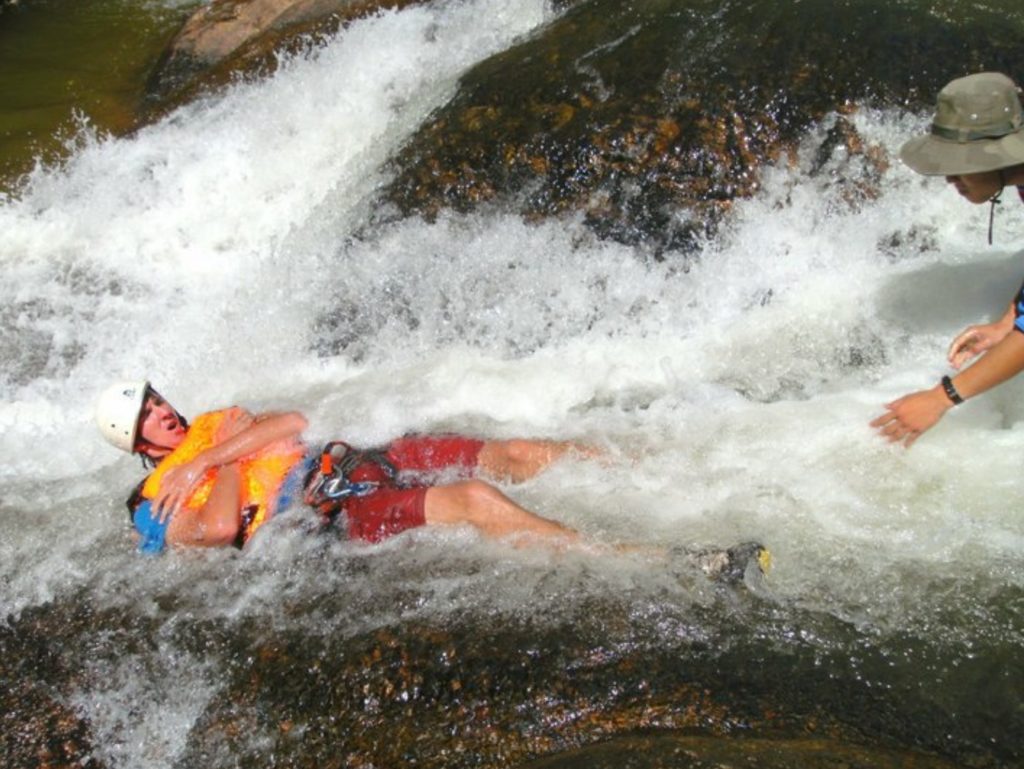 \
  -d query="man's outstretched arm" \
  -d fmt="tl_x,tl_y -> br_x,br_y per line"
872,330 -> 1024,446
